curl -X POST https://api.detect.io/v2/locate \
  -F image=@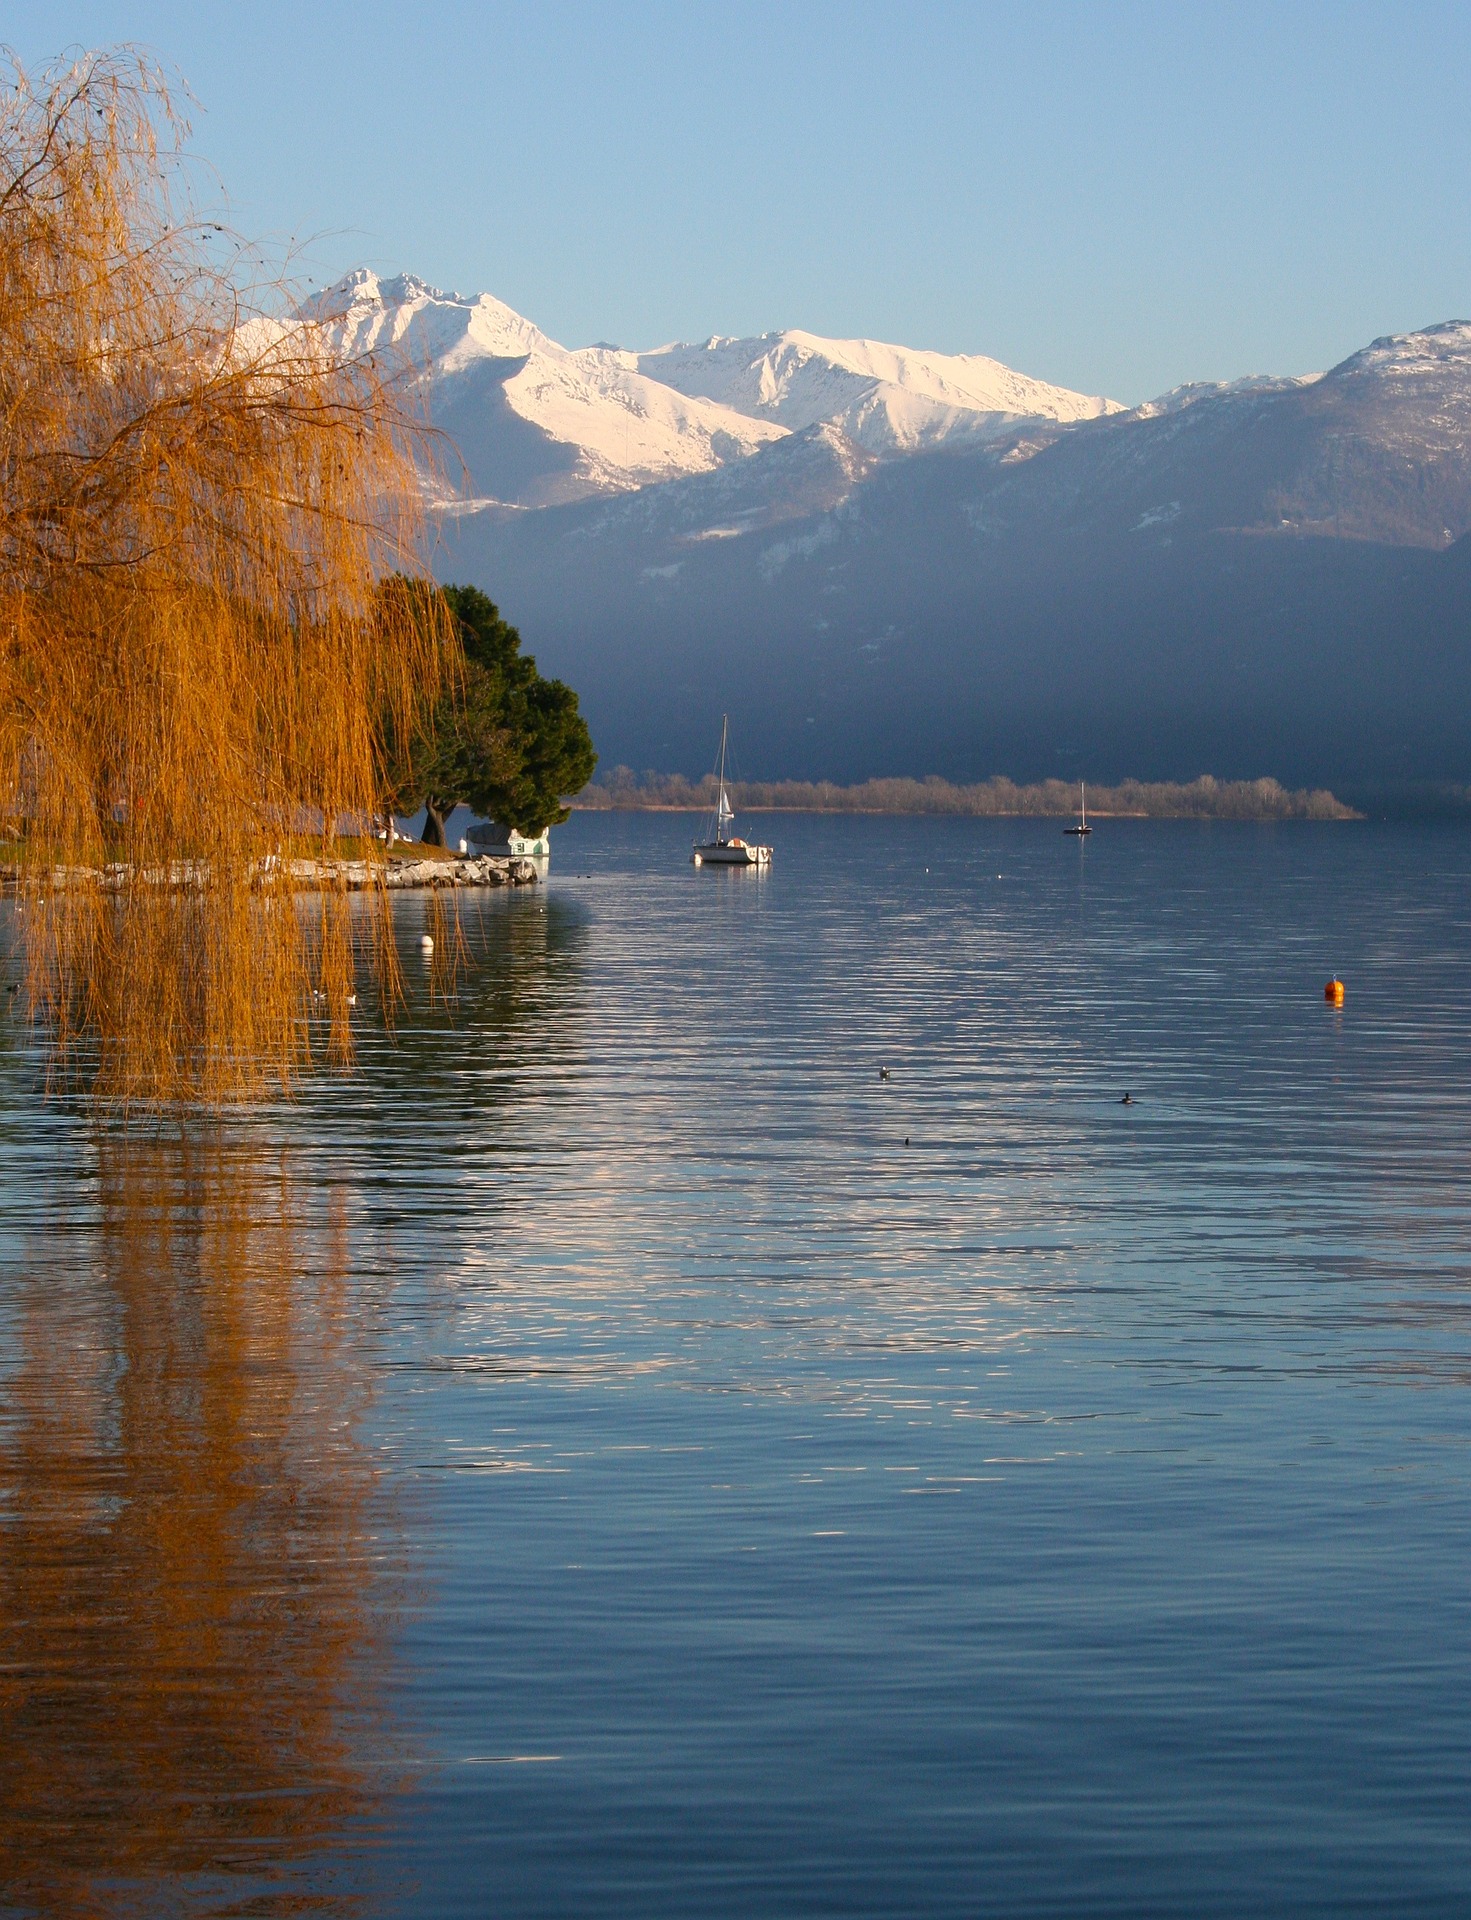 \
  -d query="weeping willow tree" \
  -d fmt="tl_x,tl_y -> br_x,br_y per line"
0,49 -> 455,1108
